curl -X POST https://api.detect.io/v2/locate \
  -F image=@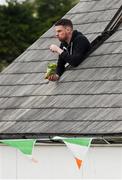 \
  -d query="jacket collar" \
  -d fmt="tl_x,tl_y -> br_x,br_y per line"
70,30 -> 78,43
61,30 -> 78,47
